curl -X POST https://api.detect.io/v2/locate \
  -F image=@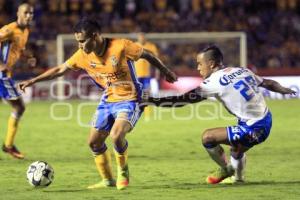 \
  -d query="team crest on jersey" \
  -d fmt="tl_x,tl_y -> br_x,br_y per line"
90,62 -> 97,68
90,61 -> 103,68
110,55 -> 119,67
